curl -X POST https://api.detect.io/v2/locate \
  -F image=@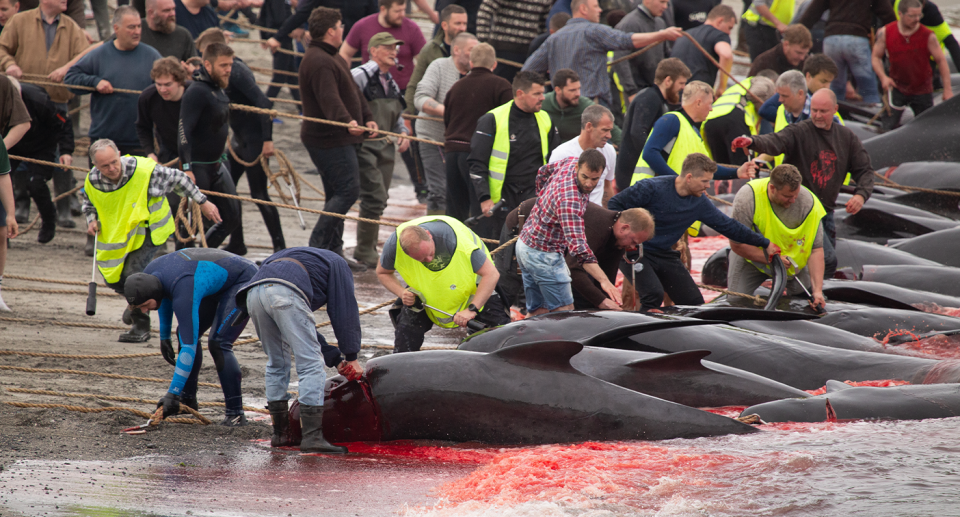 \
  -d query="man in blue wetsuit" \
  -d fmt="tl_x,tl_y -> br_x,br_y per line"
124,248 -> 257,426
